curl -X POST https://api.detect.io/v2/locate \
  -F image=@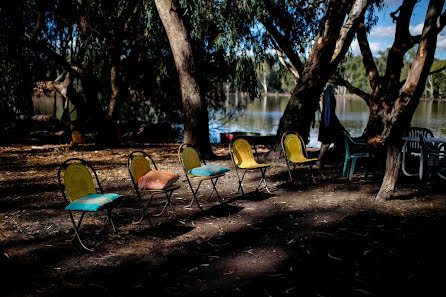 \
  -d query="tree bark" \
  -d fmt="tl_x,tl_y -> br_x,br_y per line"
154,0 -> 212,156
375,144 -> 401,200
373,0 -> 444,200
274,0 -> 351,149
